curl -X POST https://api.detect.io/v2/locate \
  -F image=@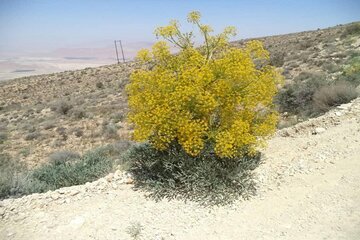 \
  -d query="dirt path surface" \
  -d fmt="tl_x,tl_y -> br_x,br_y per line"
1,98 -> 360,240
